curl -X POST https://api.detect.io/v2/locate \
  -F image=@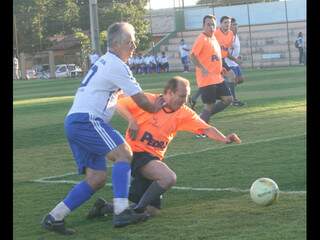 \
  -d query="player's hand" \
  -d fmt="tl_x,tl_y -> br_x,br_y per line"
154,95 -> 167,111
225,133 -> 241,144
128,121 -> 139,140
